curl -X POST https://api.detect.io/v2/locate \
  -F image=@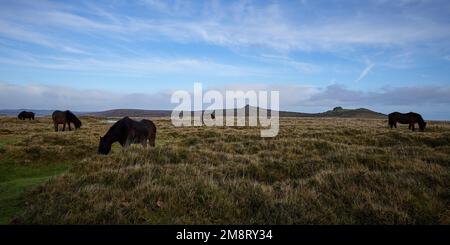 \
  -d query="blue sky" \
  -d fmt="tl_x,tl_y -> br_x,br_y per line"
0,0 -> 450,119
